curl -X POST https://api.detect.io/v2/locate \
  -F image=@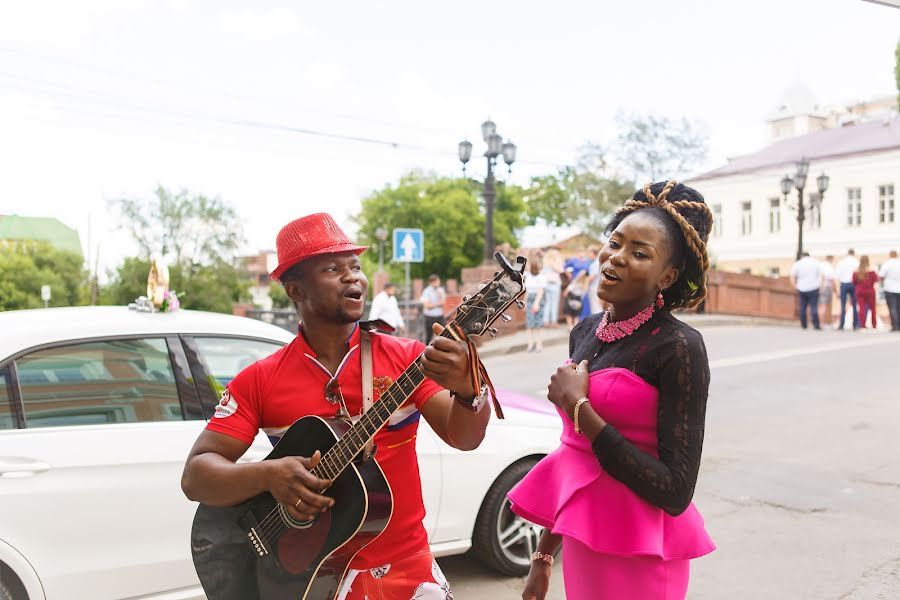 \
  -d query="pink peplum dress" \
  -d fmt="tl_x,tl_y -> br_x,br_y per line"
508,367 -> 715,599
